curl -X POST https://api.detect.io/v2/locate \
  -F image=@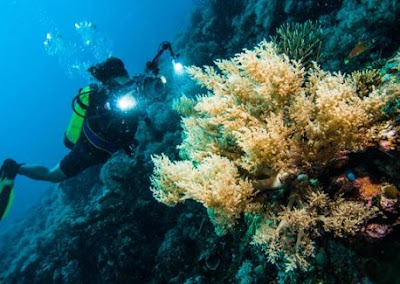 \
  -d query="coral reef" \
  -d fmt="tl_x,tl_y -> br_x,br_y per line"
177,0 -> 400,71
151,154 -> 255,235
151,39 -> 400,271
2,1 -> 400,283
253,191 -> 378,271
0,159 -> 169,283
